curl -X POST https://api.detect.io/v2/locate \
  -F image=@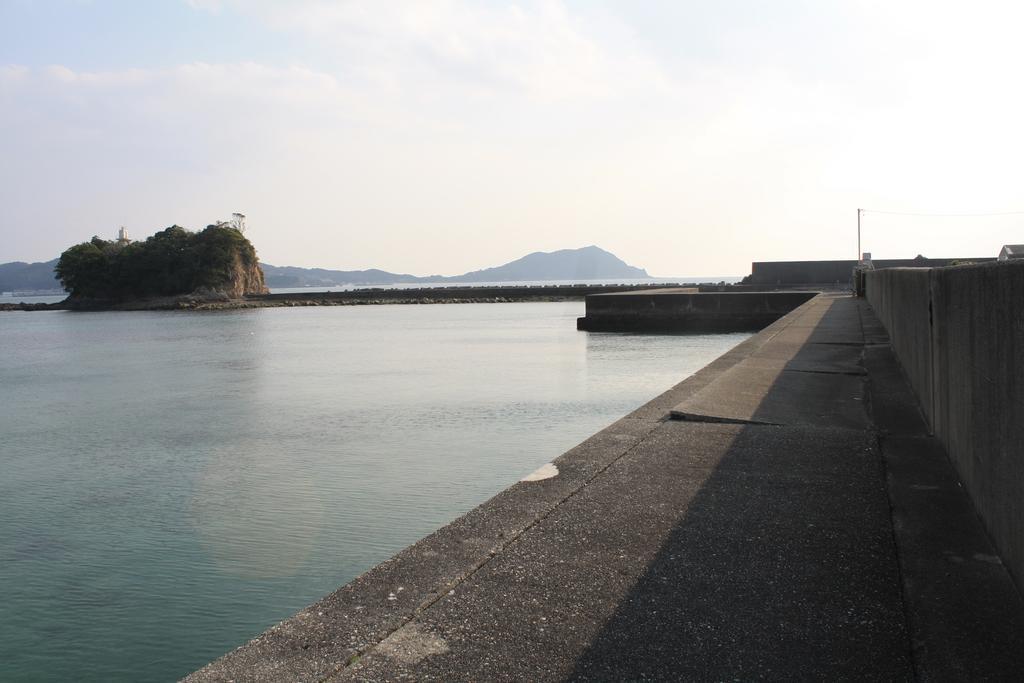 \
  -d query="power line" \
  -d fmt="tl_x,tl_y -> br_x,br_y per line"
863,209 -> 1024,217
